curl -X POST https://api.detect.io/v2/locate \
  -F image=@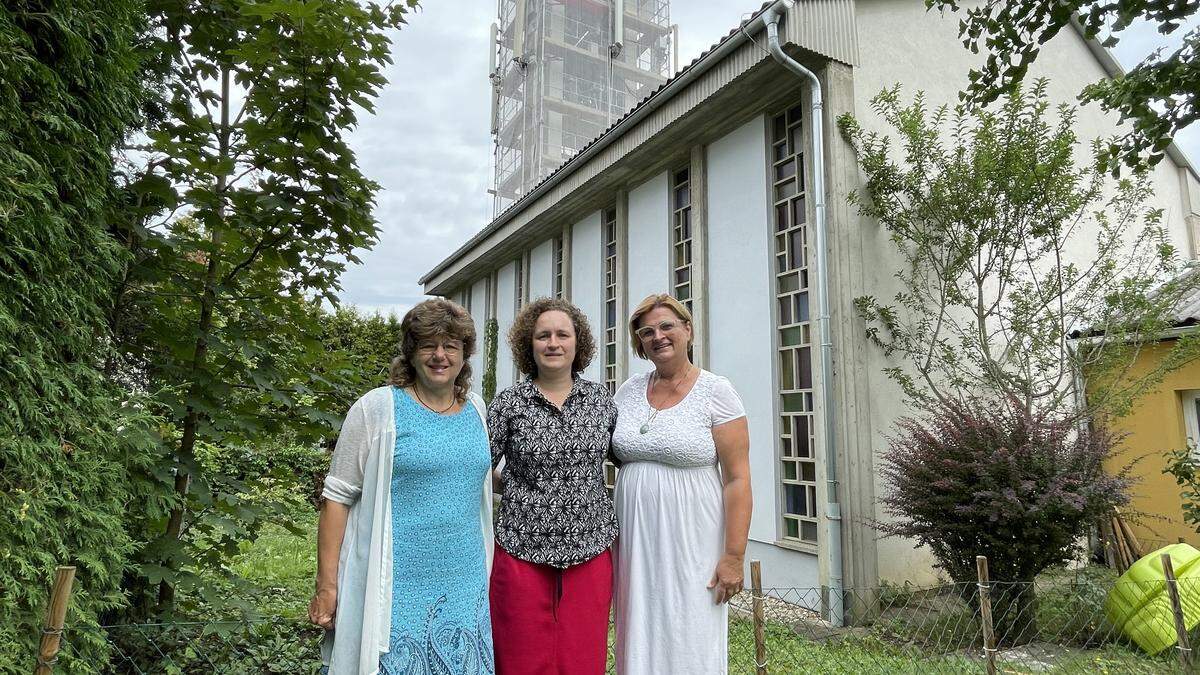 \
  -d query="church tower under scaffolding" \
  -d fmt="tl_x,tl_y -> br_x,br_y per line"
490,0 -> 674,215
